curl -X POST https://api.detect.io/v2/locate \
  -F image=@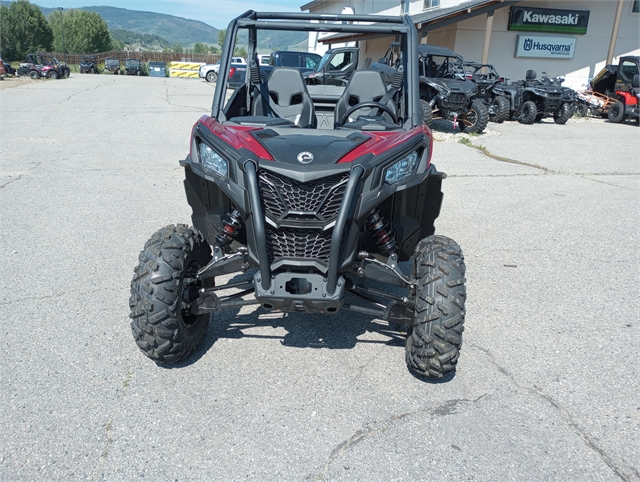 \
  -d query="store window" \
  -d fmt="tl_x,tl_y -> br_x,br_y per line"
632,1 -> 640,13
424,0 -> 441,9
